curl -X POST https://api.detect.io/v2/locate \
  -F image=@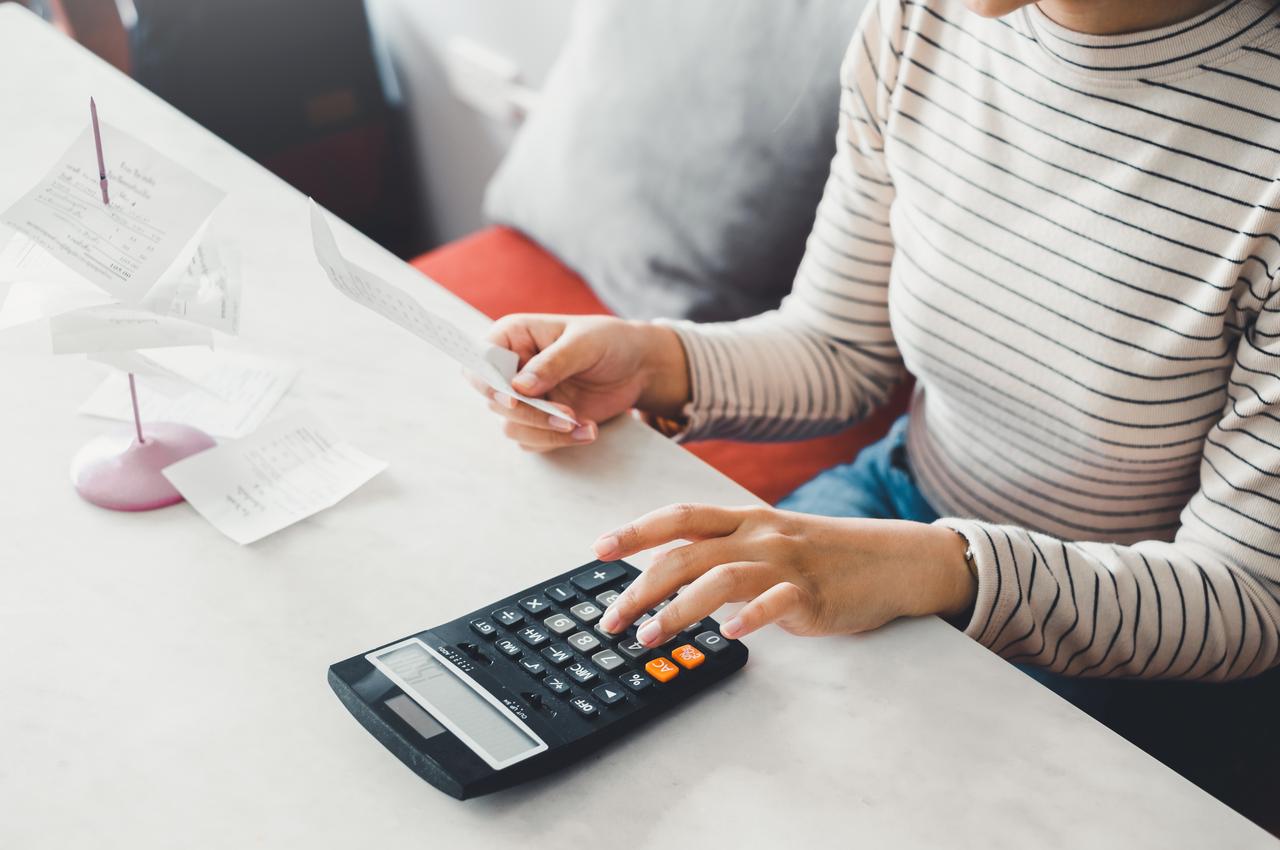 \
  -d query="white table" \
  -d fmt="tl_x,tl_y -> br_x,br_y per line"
0,7 -> 1273,848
